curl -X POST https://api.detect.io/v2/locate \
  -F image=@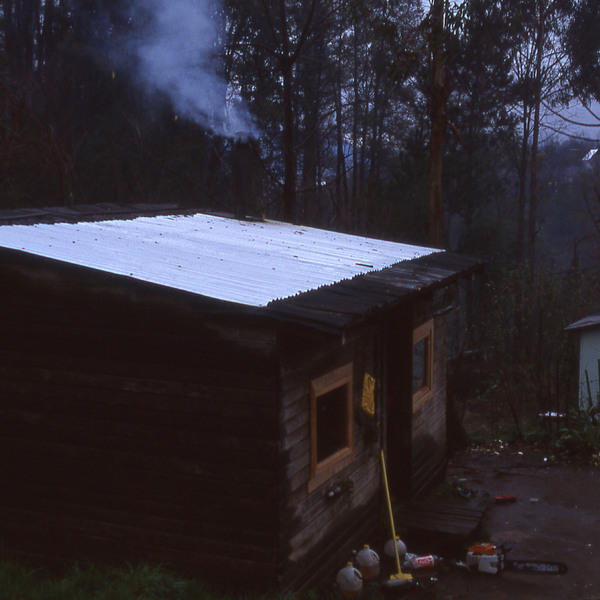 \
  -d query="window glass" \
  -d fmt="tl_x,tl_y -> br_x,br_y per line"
412,337 -> 429,394
412,320 -> 434,411
309,363 -> 354,490
316,385 -> 348,462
